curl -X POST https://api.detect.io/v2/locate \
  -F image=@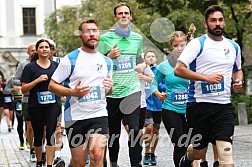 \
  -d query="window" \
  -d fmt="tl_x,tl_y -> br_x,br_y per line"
23,8 -> 36,35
